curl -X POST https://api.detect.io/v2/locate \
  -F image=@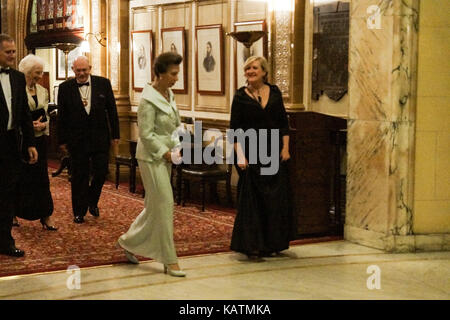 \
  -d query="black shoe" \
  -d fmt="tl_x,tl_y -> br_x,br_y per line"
0,245 -> 25,257
259,251 -> 276,257
40,218 -> 58,231
74,215 -> 85,224
89,206 -> 100,217
12,217 -> 19,227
